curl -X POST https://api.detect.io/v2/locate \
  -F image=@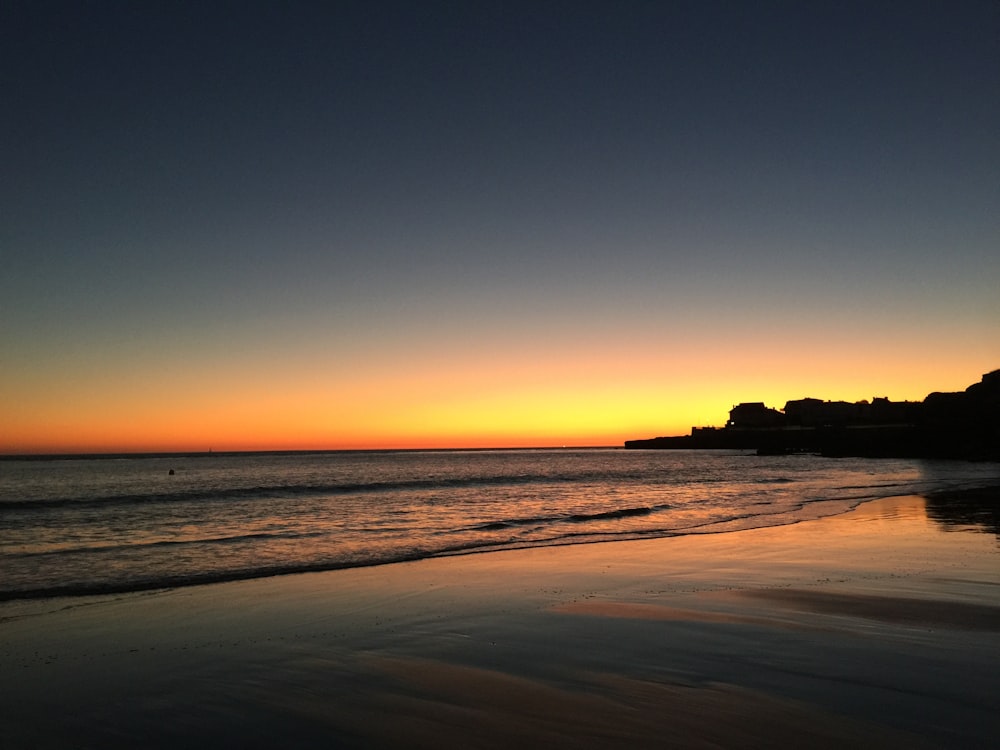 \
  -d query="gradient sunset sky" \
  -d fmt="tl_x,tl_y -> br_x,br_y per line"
3,1 -> 998,453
